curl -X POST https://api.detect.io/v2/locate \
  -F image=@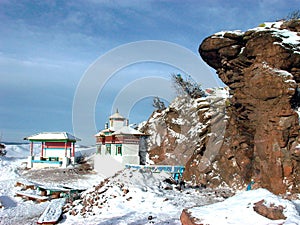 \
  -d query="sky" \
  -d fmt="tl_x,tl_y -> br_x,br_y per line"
0,0 -> 299,145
